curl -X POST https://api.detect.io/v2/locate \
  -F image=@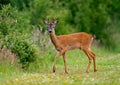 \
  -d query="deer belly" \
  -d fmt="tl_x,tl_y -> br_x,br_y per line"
66,43 -> 80,50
